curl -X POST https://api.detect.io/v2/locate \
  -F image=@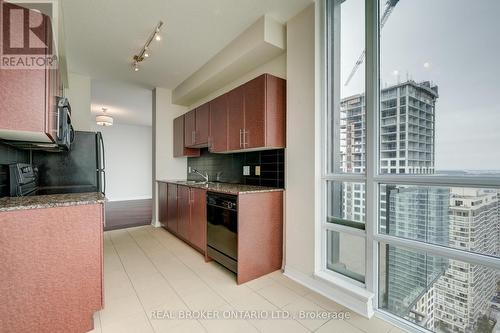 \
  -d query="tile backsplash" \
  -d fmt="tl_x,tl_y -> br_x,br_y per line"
0,142 -> 30,197
187,149 -> 284,188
